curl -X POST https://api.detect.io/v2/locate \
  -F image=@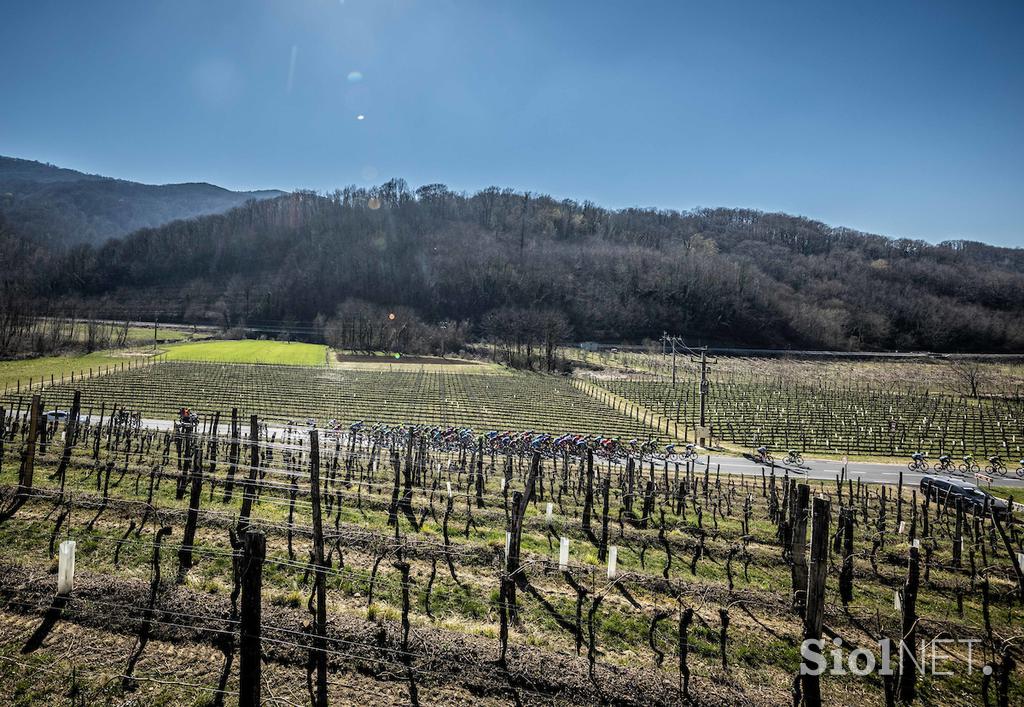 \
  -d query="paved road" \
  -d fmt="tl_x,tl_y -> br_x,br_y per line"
699,451 -> 1024,491
140,417 -> 1024,491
